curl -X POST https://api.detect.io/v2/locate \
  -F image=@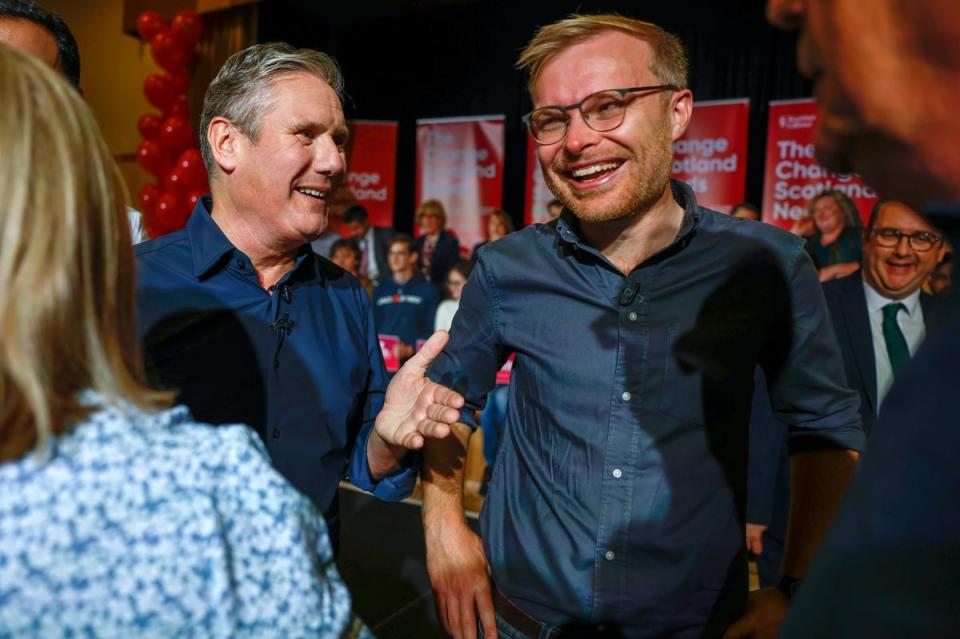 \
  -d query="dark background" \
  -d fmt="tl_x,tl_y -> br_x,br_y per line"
259,0 -> 811,233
